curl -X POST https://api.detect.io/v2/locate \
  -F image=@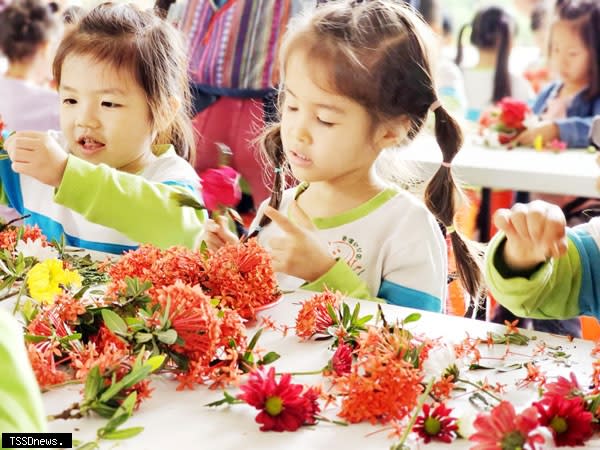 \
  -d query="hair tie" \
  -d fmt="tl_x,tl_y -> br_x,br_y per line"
441,161 -> 452,168
430,99 -> 442,112
274,167 -> 283,174
446,225 -> 456,234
